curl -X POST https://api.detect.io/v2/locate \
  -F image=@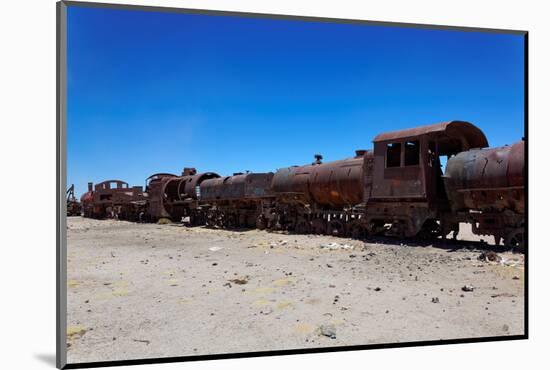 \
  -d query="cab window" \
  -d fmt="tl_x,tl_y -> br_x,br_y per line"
404,141 -> 420,166
386,143 -> 401,168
